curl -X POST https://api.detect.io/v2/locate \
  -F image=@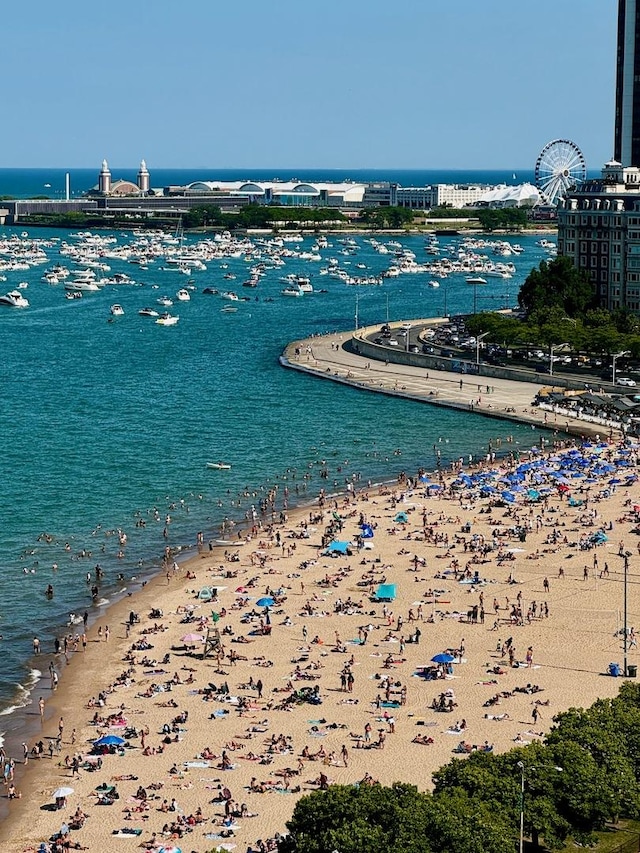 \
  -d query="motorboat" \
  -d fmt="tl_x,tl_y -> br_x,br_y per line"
202,287 -> 219,295
221,291 -> 239,301
428,280 -> 440,288
65,291 -> 82,300
0,289 -> 29,308
156,313 -> 179,326
110,303 -> 125,316
157,296 -> 173,306
281,286 -> 303,297
138,307 -> 159,317
64,280 -> 100,292
176,288 -> 191,301
206,461 -> 231,470
221,305 -> 238,313
465,276 -> 487,284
